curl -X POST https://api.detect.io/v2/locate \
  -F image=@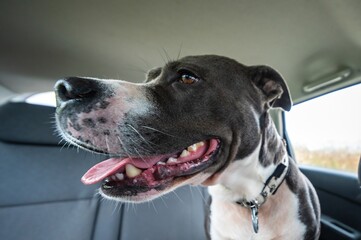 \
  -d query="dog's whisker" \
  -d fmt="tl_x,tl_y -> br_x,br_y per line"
150,200 -> 158,214
127,136 -> 153,157
112,201 -> 123,215
131,202 -> 137,215
128,133 -> 149,152
126,202 -> 131,212
158,49 -> 167,65
138,56 -> 152,74
130,145 -> 147,164
159,195 -> 168,209
94,188 -> 102,199
171,189 -> 184,204
194,186 -> 207,205
57,138 -> 65,145
105,135 -> 111,154
116,136 -> 132,159
126,124 -> 157,148
125,65 -> 148,75
188,185 -> 195,201
176,42 -> 183,60
140,125 -> 182,139
59,141 -> 68,152
162,47 -> 172,63
66,141 -> 71,150
137,55 -> 151,70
